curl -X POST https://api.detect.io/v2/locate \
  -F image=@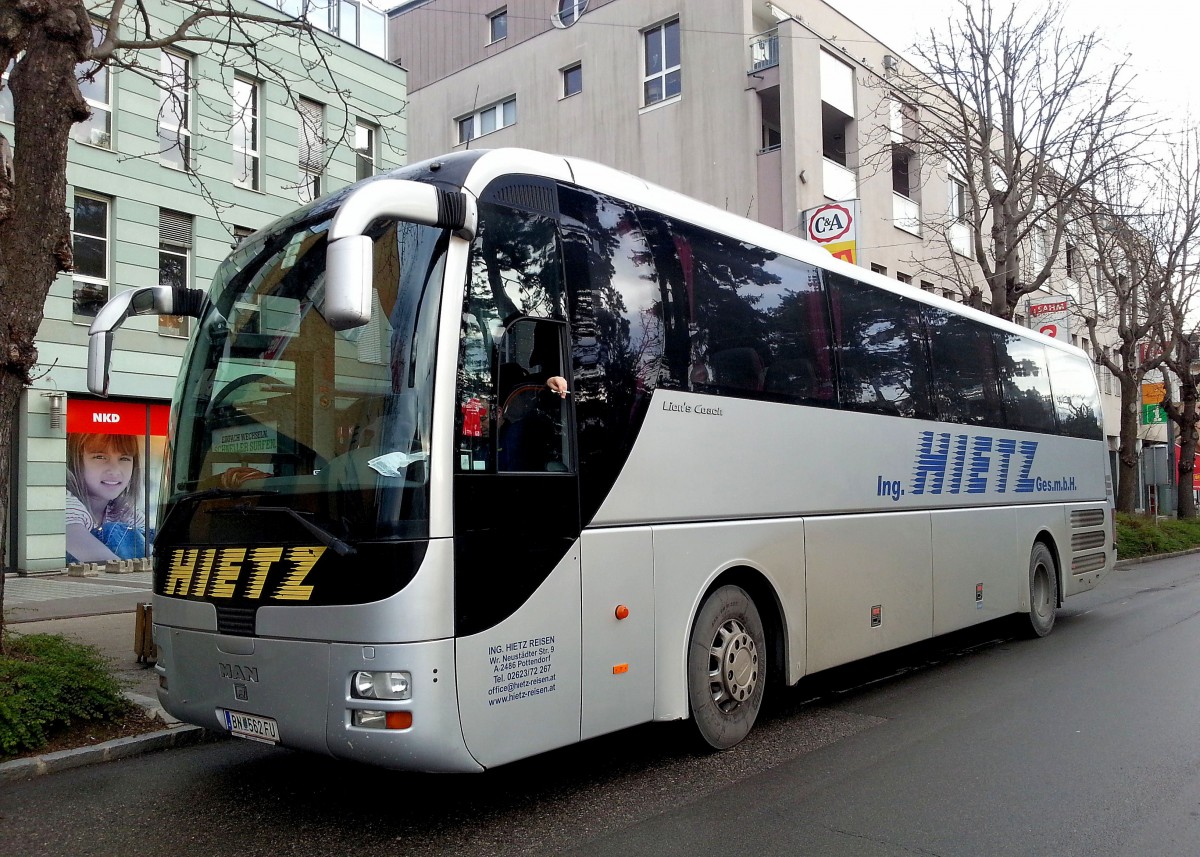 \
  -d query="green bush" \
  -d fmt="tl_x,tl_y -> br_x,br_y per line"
1116,513 -> 1200,560
0,633 -> 132,757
